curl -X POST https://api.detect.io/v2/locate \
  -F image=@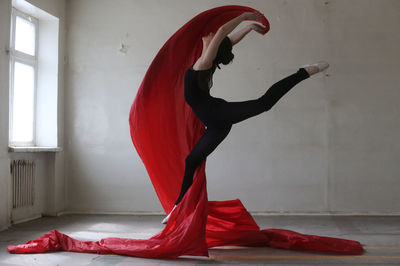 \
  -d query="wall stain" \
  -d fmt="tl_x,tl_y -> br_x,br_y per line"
119,43 -> 129,54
